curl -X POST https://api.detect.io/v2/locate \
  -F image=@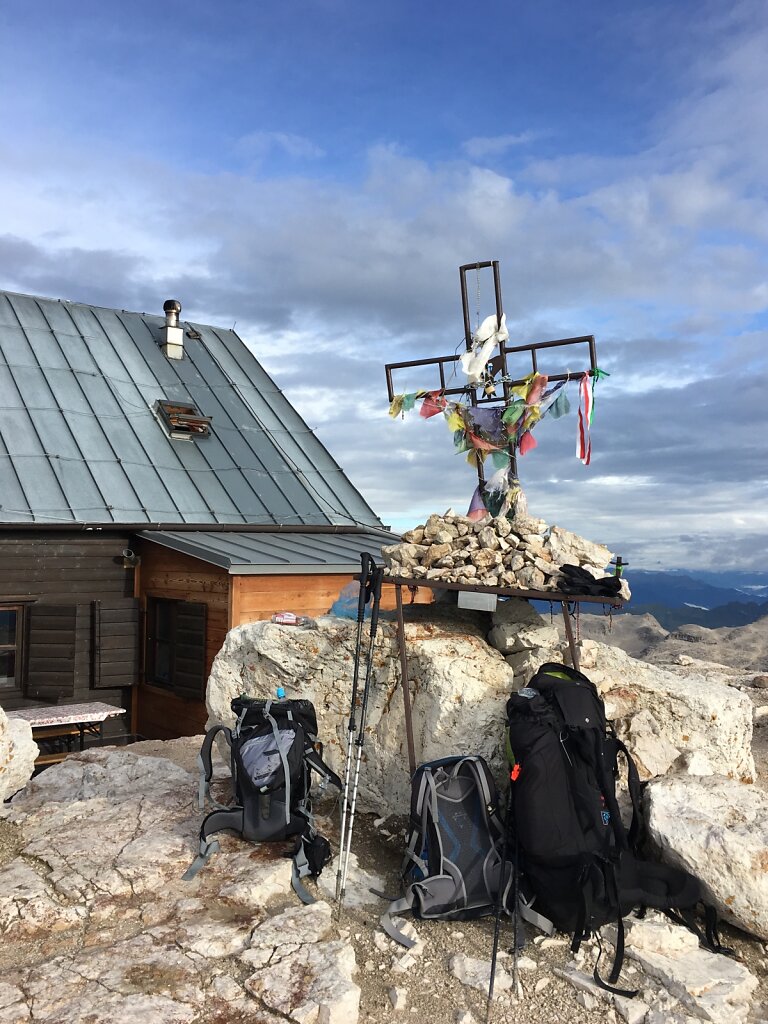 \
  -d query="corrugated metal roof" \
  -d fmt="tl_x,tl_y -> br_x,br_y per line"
140,528 -> 394,573
0,290 -> 384,528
